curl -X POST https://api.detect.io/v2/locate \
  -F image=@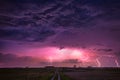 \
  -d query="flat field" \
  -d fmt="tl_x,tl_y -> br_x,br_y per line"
0,68 -> 54,80
62,68 -> 120,80
1,67 -> 120,80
